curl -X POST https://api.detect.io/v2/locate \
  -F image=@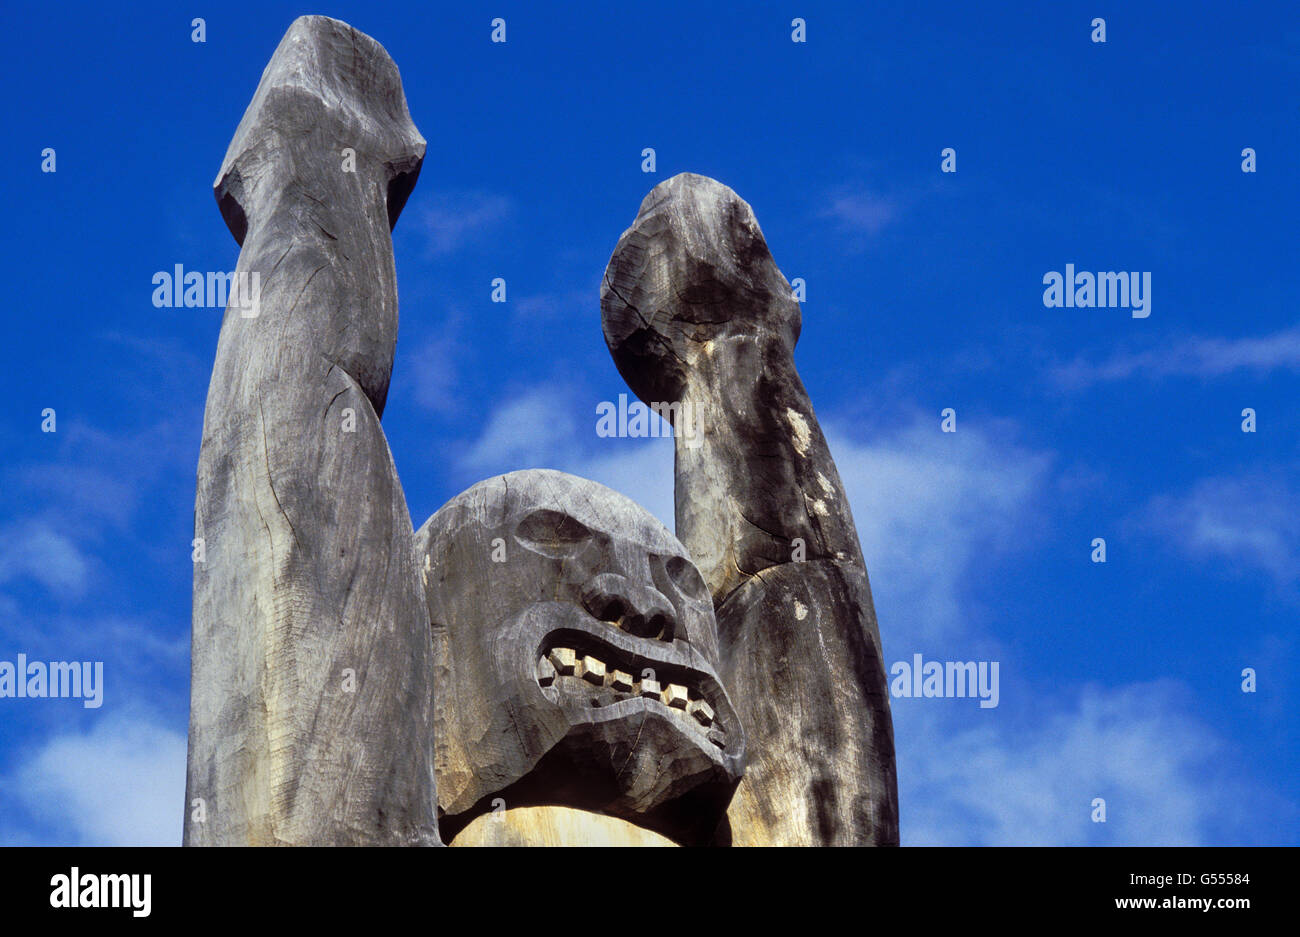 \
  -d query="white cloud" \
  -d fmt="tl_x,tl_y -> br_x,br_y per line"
1052,325 -> 1300,387
827,415 -> 1052,647
7,416 -> 197,544
511,287 -> 597,324
896,681 -> 1241,845
557,441 -> 675,529
0,519 -> 92,596
1139,473 -> 1299,596
462,396 -> 1054,645
820,186 -> 898,235
403,332 -> 462,415
12,714 -> 186,846
451,392 -> 1289,846
19,465 -> 138,529
822,418 -> 1286,843
457,383 -> 675,525
417,191 -> 512,256
459,386 -> 578,474
0,614 -> 188,703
